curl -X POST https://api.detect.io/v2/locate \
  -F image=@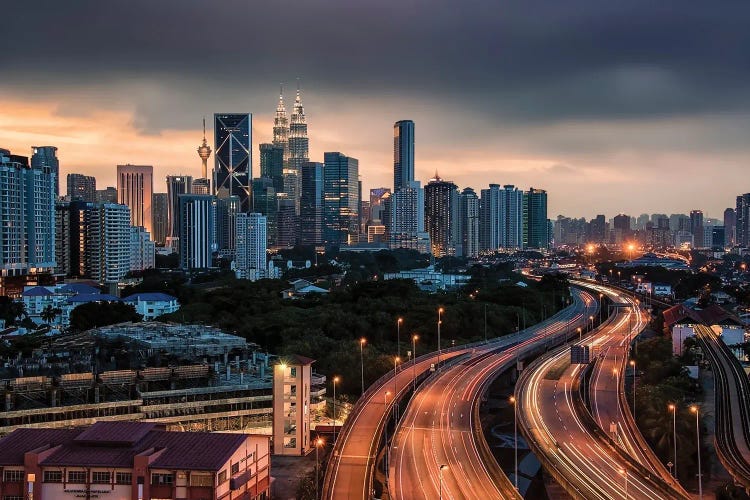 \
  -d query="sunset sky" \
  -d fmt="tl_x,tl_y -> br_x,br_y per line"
2,1 -> 750,219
